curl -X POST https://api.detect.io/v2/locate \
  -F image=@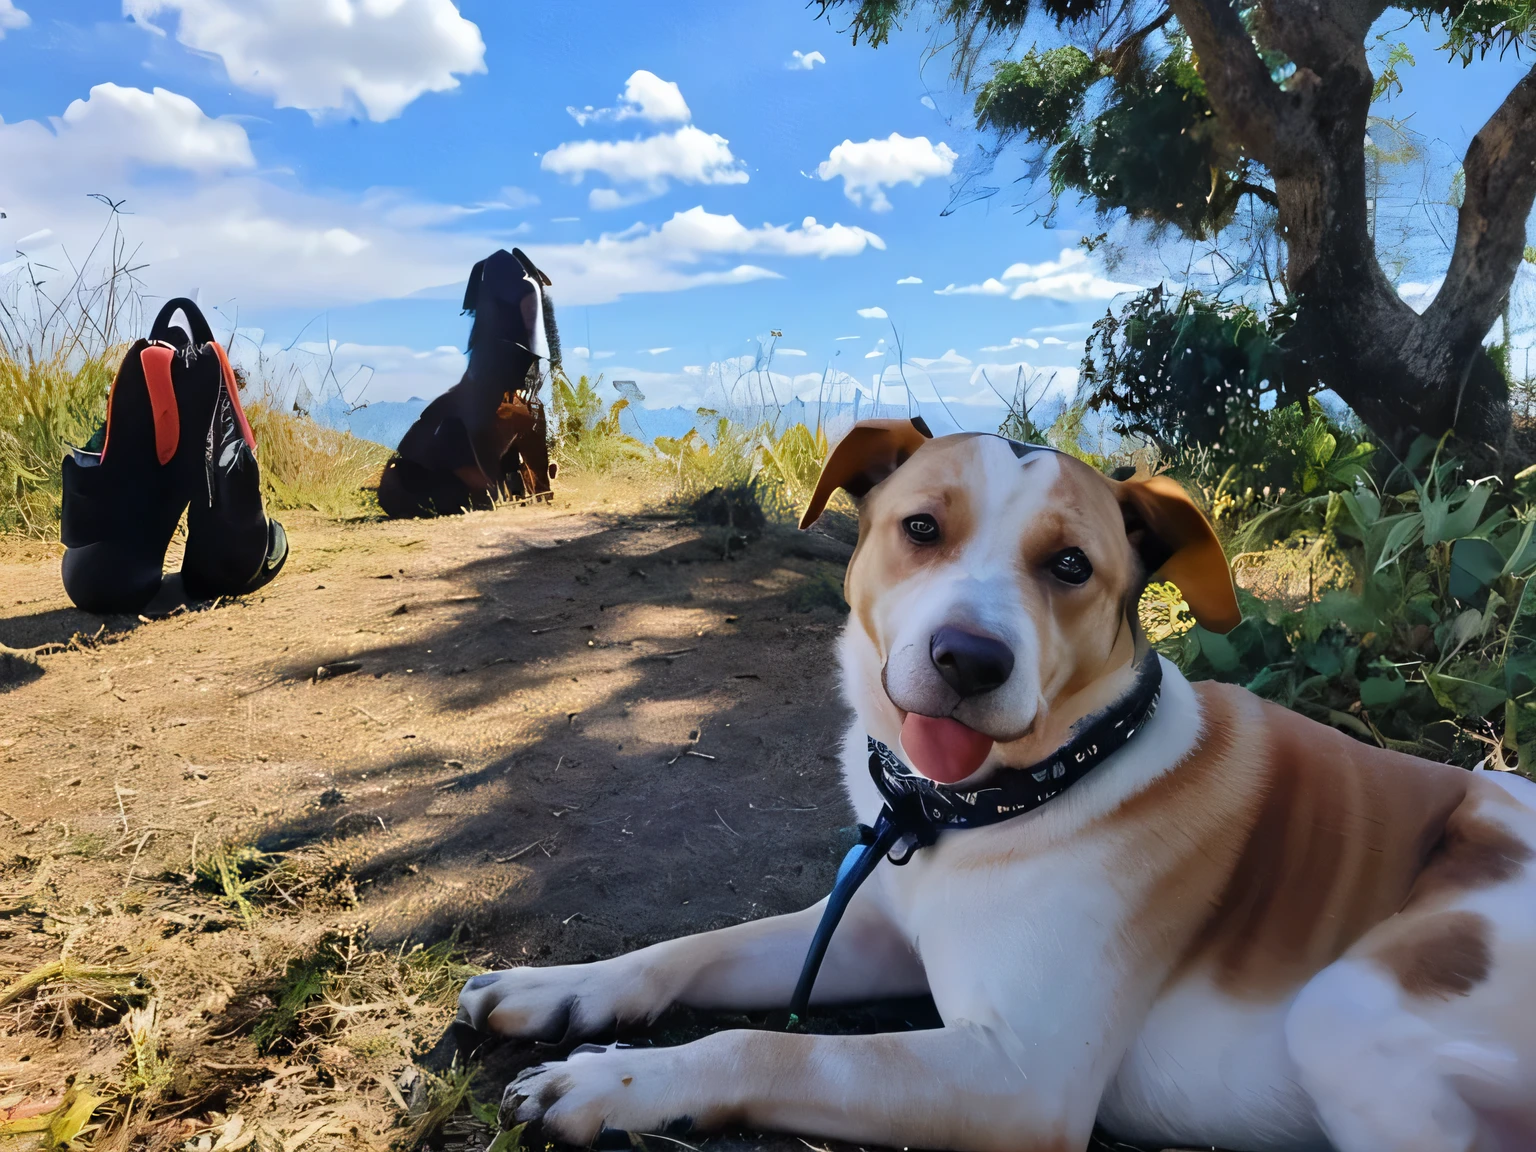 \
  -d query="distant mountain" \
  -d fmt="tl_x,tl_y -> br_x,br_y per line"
307,393 -> 1039,452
